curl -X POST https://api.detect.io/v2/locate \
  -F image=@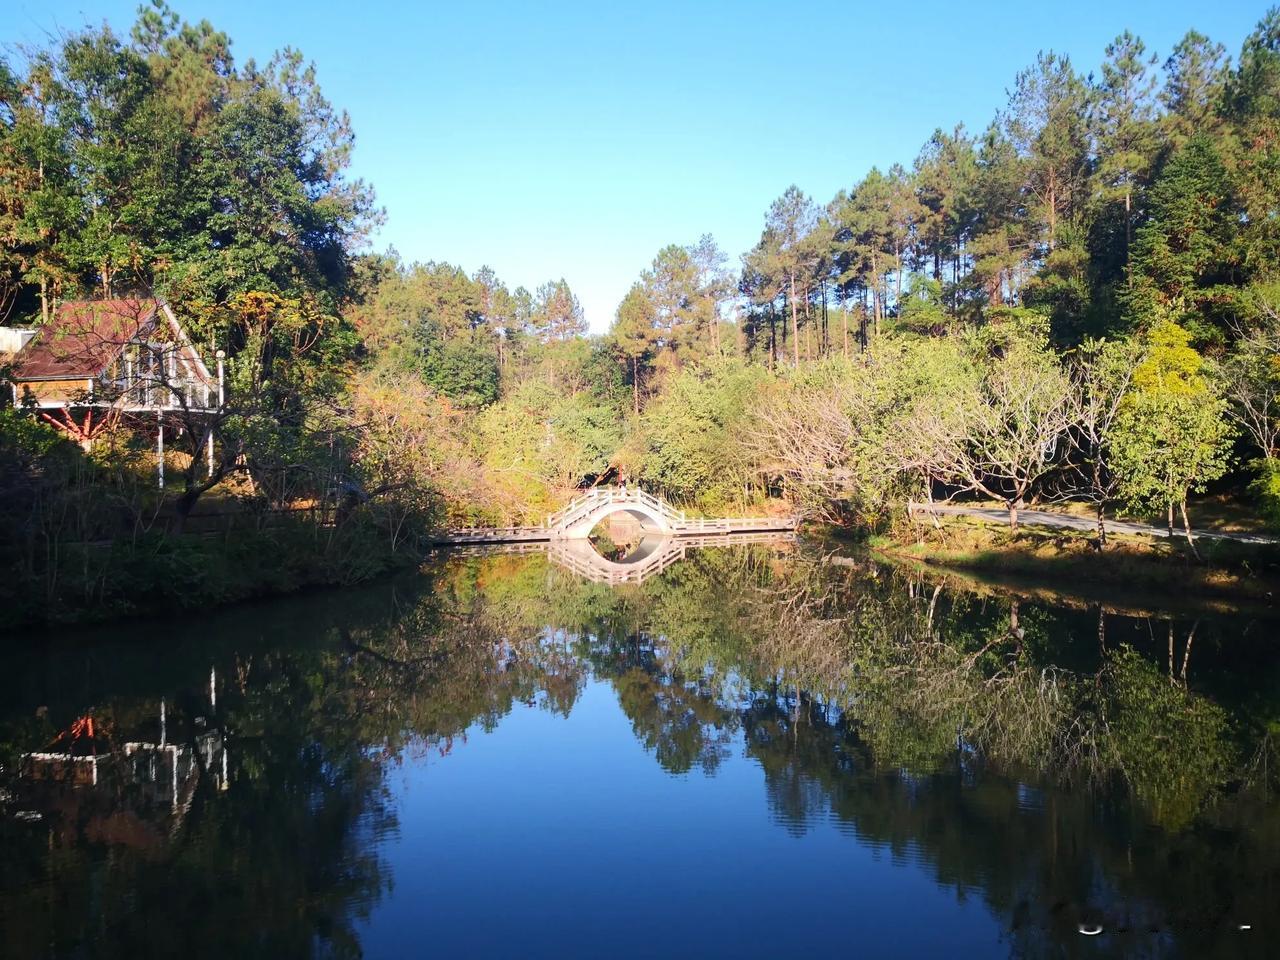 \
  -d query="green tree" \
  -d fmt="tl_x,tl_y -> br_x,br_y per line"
1160,30 -> 1230,144
925,324 -> 1075,530
0,55 -> 79,323
130,1 -> 233,135
1126,136 -> 1240,342
763,185 -> 818,365
631,358 -> 767,510
965,125 -> 1032,312
53,27 -> 177,298
1109,320 -> 1235,554
1091,31 -> 1160,274
688,233 -> 732,356
1068,335 -> 1142,545
831,170 -> 896,336
1225,10 -> 1280,276
528,278 -> 585,343
612,282 -> 656,415
1004,51 -> 1091,257
912,125 -> 976,300
421,336 -> 499,408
